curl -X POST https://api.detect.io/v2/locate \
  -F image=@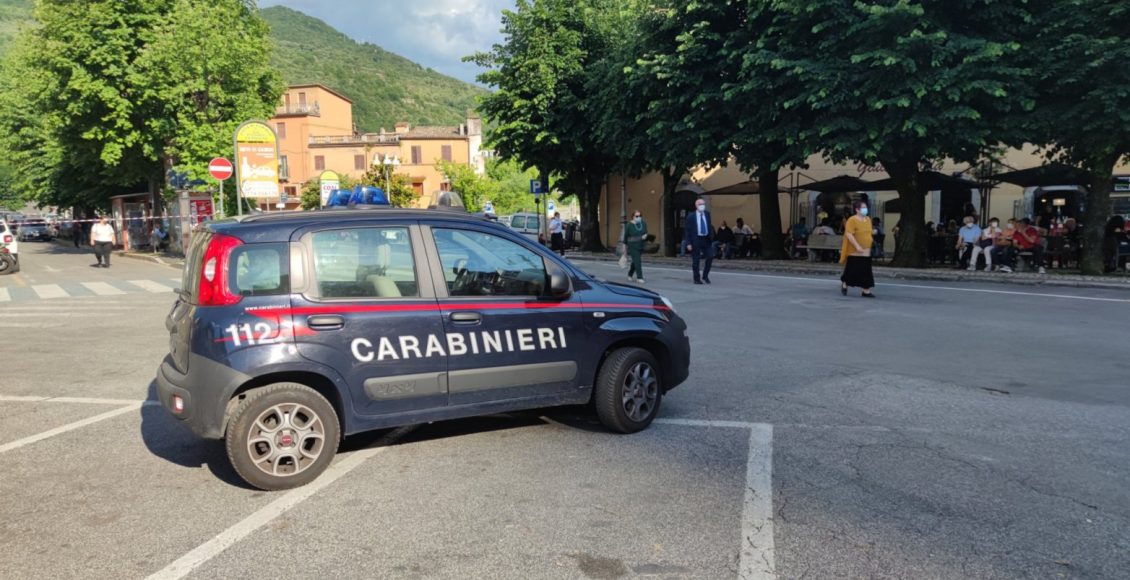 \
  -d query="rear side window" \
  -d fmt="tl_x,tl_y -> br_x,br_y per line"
510,216 -> 526,228
310,227 -> 418,299
230,243 -> 289,297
